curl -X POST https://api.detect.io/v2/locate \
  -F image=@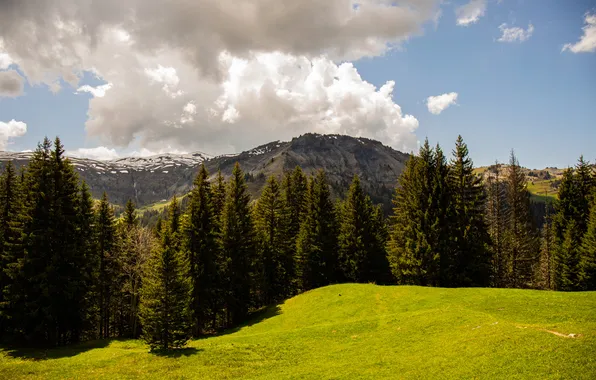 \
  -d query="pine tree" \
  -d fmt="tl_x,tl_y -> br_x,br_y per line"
538,200 -> 556,290
221,163 -> 256,325
77,182 -> 99,339
448,136 -> 491,287
338,175 -> 391,284
8,137 -> 90,345
212,170 -> 226,219
296,170 -> 339,290
96,192 -> 117,338
123,199 -> 138,228
579,200 -> 596,290
486,162 -> 507,287
140,198 -> 191,350
387,140 -> 444,286
185,164 -> 222,335
282,166 -> 308,291
503,151 -> 539,288
0,162 -> 23,338
254,175 -> 292,304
